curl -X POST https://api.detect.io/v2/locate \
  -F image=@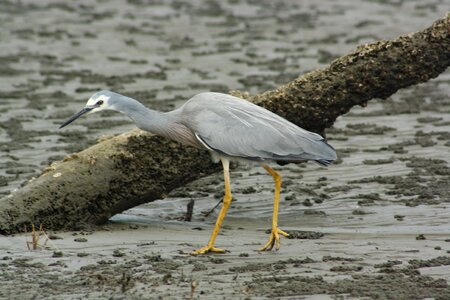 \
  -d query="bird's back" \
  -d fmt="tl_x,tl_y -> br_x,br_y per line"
173,92 -> 336,165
